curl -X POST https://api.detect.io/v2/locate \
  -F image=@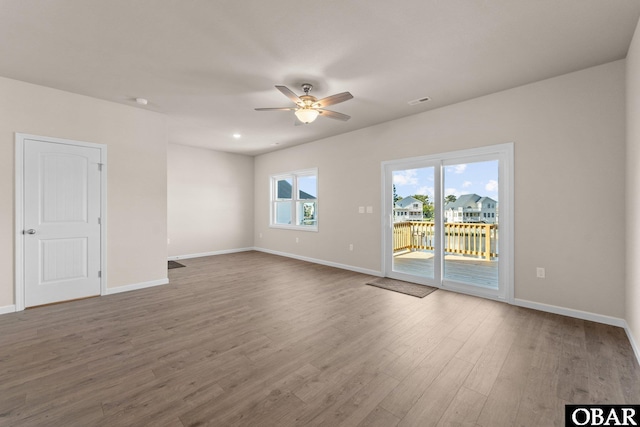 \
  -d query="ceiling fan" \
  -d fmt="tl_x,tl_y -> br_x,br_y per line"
255,84 -> 353,124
